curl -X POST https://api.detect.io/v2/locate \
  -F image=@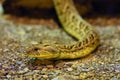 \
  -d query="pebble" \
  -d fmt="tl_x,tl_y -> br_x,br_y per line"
24,71 -> 35,76
24,67 -> 29,72
66,68 -> 73,72
71,71 -> 80,76
6,74 -> 11,78
17,67 -> 29,74
41,68 -> 48,74
42,75 -> 48,78
51,76 -> 66,80
46,65 -> 54,69
0,70 -> 6,76
55,62 -> 65,68
2,64 -> 9,69
79,72 -> 87,79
